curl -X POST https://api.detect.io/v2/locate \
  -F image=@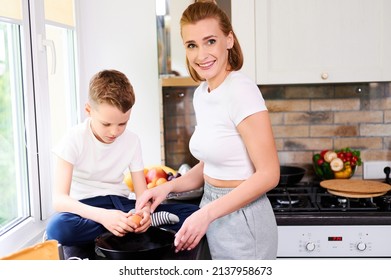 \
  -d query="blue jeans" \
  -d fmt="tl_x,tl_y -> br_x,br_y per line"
46,195 -> 199,246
